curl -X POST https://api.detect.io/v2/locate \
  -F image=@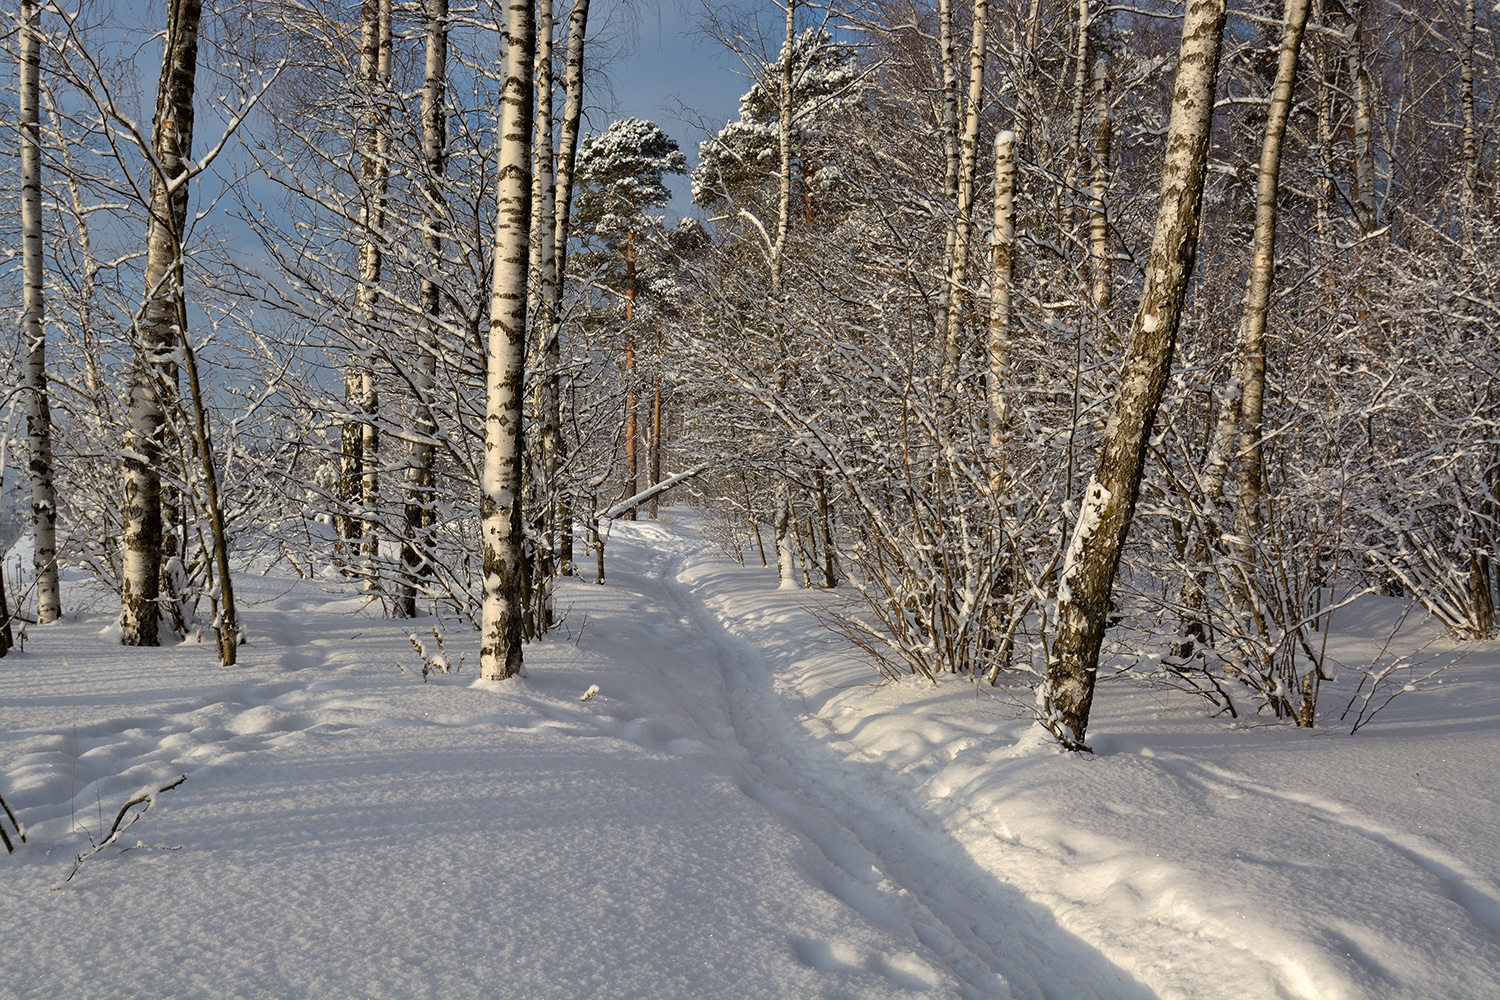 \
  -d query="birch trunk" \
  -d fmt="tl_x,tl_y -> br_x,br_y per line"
1228,0 -> 1312,617
1459,0 -> 1477,242
933,0 -> 960,356
1346,0 -> 1376,233
940,0 -> 990,388
359,0 -> 392,586
1041,0 -> 1227,750
397,0 -> 449,619
480,0 -> 535,680
121,0 -> 202,647
528,0 -> 558,617
548,0 -> 589,575
20,0 -> 60,625
1089,56 -> 1112,316
987,130 -> 1015,488
1058,0 -> 1092,234
771,0 -> 798,587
